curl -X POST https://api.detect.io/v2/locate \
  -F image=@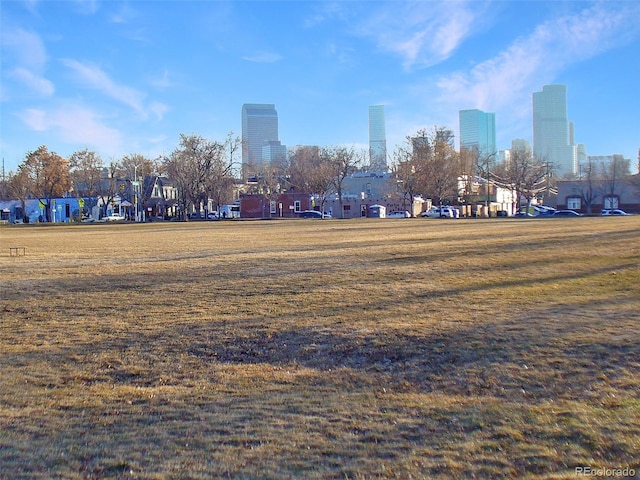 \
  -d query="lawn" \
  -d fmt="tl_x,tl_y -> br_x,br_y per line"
1,217 -> 639,479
